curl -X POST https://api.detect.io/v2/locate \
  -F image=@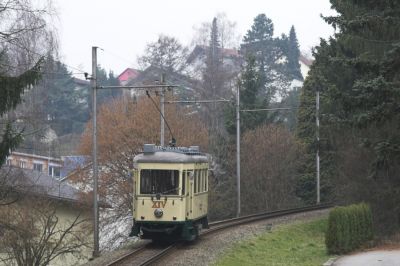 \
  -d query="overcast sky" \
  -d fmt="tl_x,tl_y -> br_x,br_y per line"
54,0 -> 336,76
